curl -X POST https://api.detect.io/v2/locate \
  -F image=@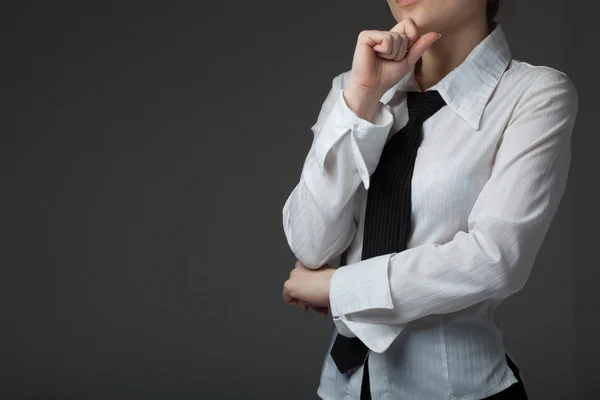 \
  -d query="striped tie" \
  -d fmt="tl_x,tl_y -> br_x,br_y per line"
329,90 -> 447,374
